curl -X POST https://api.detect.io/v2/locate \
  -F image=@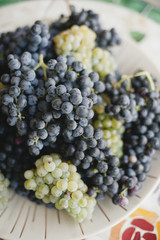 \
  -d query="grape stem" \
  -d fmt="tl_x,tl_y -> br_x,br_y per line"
34,136 -> 39,144
114,71 -> 155,91
33,54 -> 49,80
119,187 -> 128,197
